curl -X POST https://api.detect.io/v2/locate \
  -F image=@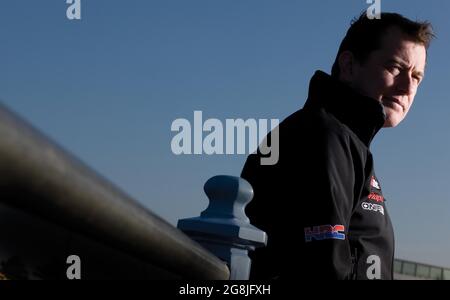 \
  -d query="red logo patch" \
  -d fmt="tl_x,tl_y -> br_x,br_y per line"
368,192 -> 384,203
